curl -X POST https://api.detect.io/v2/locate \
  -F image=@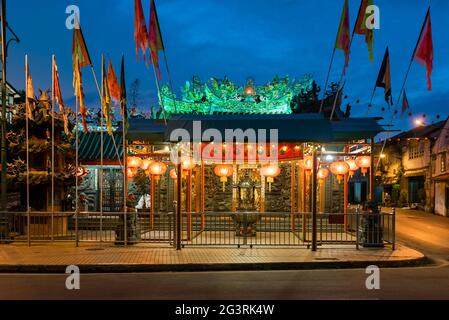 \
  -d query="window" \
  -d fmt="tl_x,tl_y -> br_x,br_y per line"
441,153 -> 447,173
408,141 -> 425,160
